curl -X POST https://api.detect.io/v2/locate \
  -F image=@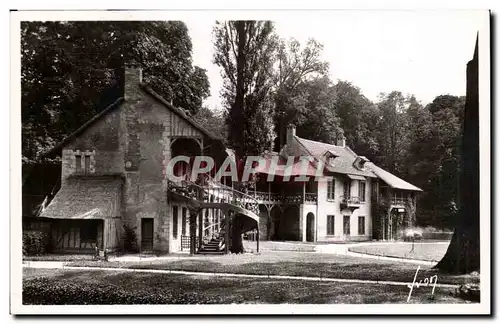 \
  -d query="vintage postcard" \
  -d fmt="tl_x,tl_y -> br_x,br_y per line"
10,8 -> 491,315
